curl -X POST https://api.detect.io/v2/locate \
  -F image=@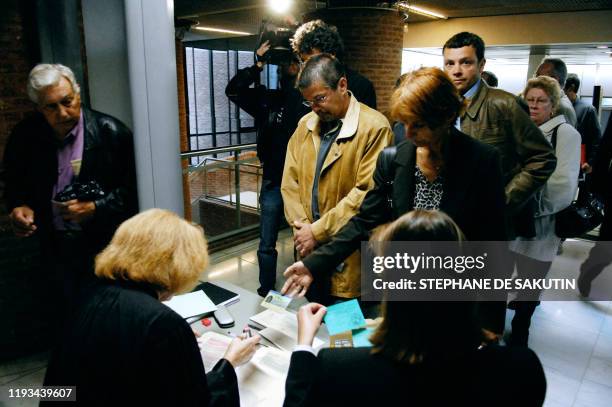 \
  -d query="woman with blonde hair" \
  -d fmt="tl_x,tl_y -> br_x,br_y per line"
43,209 -> 259,406
508,76 -> 581,346
284,210 -> 546,407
